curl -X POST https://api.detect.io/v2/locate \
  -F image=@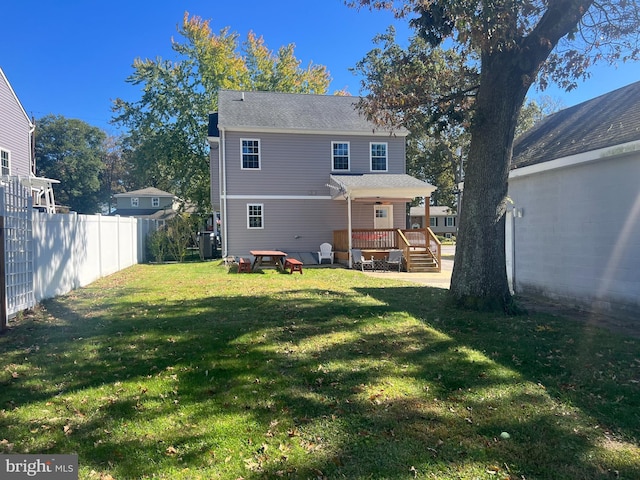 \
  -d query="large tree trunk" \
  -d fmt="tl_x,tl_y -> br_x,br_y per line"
449,53 -> 531,311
